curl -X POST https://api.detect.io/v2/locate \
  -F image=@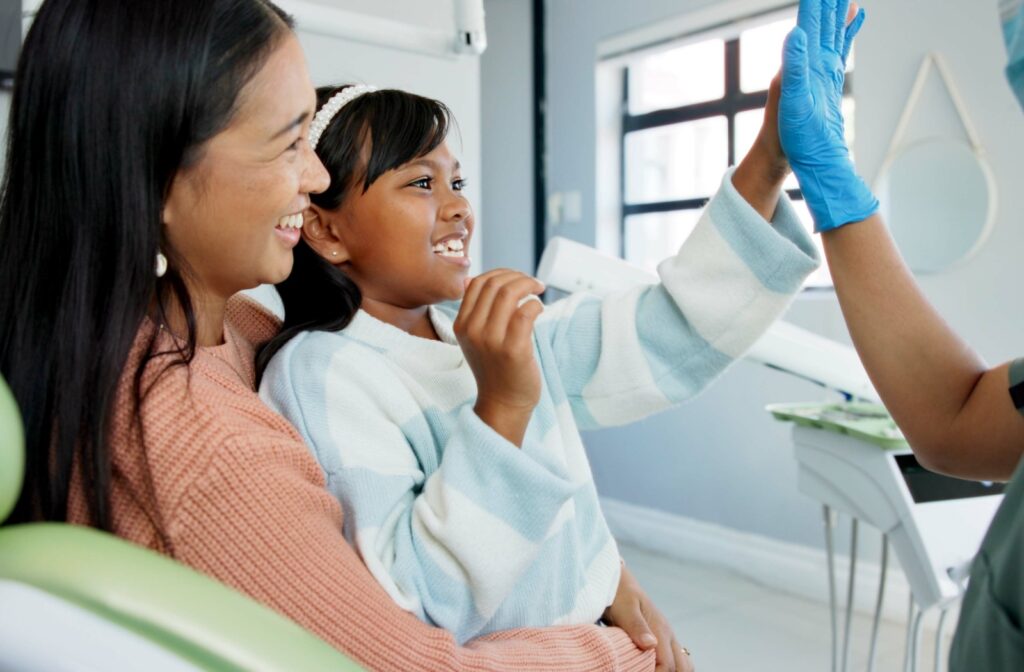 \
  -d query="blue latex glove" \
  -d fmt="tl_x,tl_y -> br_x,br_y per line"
780,0 -> 879,233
